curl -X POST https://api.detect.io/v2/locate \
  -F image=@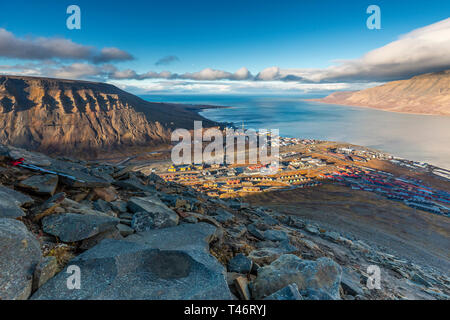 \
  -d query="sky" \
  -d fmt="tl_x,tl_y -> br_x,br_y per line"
0,0 -> 449,94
